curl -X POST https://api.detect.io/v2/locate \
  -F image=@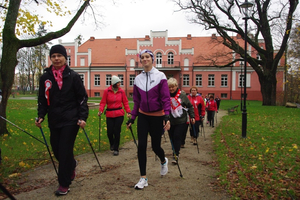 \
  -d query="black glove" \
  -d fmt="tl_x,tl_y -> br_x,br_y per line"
163,115 -> 170,124
126,118 -> 135,125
